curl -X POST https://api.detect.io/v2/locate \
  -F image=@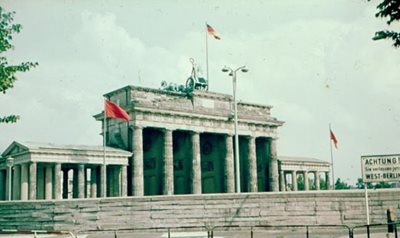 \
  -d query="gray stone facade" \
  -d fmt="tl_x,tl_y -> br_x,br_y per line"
95,85 -> 285,195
